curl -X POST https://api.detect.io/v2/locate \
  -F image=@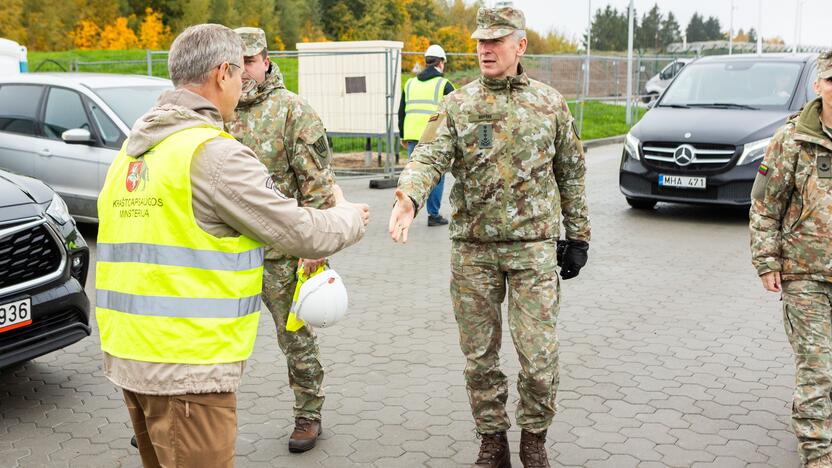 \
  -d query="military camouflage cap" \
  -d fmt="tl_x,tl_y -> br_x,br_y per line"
471,7 -> 526,40
819,50 -> 832,80
234,27 -> 267,57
